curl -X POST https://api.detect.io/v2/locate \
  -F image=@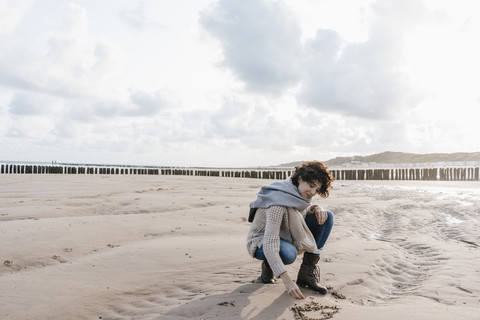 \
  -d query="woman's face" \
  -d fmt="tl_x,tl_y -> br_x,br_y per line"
297,177 -> 322,200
